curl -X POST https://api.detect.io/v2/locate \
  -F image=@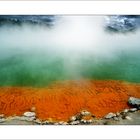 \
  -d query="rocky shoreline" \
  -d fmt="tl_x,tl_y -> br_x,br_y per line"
0,96 -> 140,125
